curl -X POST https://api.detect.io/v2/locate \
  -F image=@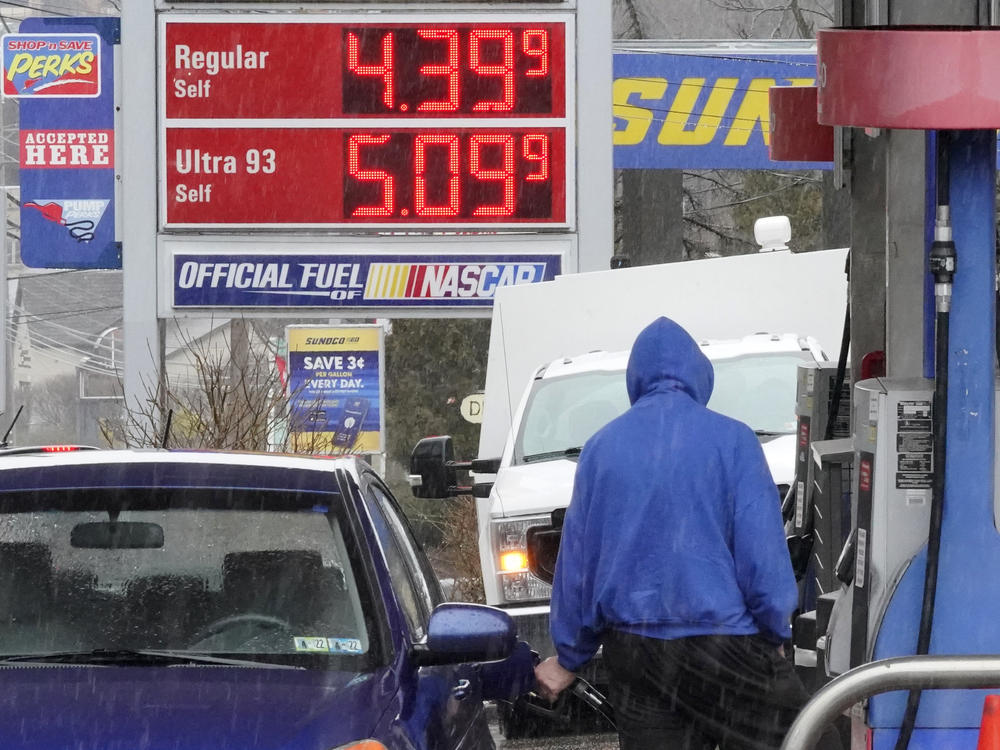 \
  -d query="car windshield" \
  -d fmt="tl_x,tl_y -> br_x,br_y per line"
0,487 -> 375,669
514,352 -> 810,463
